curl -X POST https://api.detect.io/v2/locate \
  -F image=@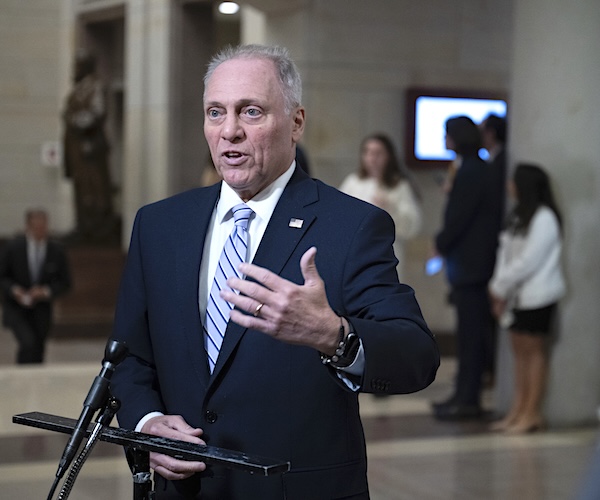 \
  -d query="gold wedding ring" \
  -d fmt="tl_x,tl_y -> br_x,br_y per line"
252,302 -> 264,318
253,303 -> 264,317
